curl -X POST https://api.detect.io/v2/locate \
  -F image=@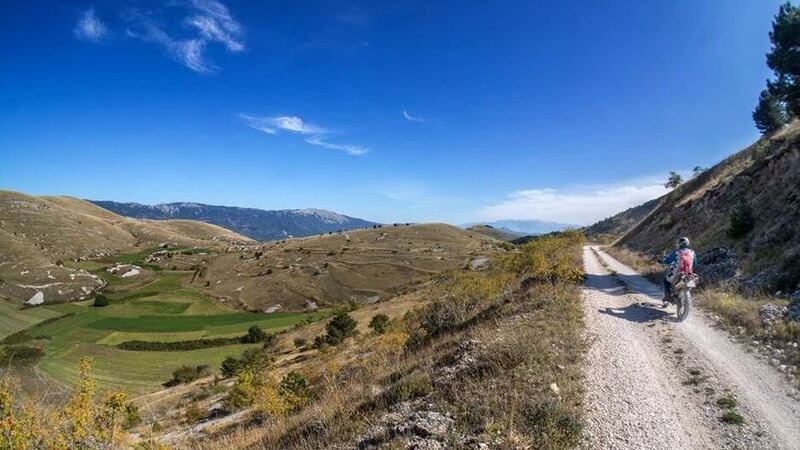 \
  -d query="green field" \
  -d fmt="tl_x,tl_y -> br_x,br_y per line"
7,264 -> 327,396
0,299 -> 63,339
